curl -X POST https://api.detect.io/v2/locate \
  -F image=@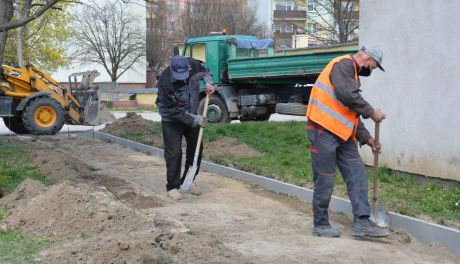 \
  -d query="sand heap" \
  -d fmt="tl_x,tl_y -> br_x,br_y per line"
0,179 -> 243,264
102,112 -> 156,135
